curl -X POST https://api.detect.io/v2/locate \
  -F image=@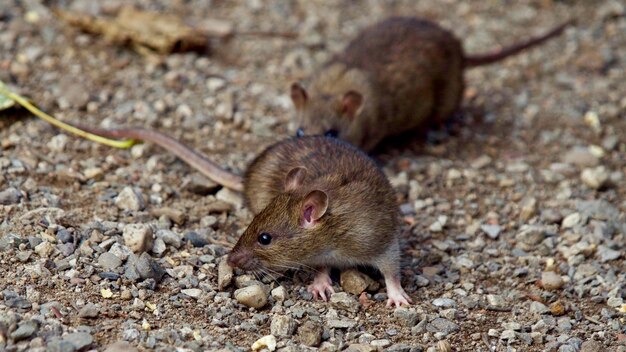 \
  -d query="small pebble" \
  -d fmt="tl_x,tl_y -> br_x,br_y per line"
78,303 -> 99,318
251,335 -> 276,351
98,252 -> 123,270
123,224 -> 154,253
542,271 -> 564,291
0,187 -> 22,205
270,315 -> 297,337
297,320 -> 323,347
271,286 -> 288,302
183,231 -> 209,248
115,187 -> 145,211
235,285 -> 268,308
581,166 -> 609,189
481,224 -> 502,239
217,258 -> 234,290
330,292 -> 360,313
